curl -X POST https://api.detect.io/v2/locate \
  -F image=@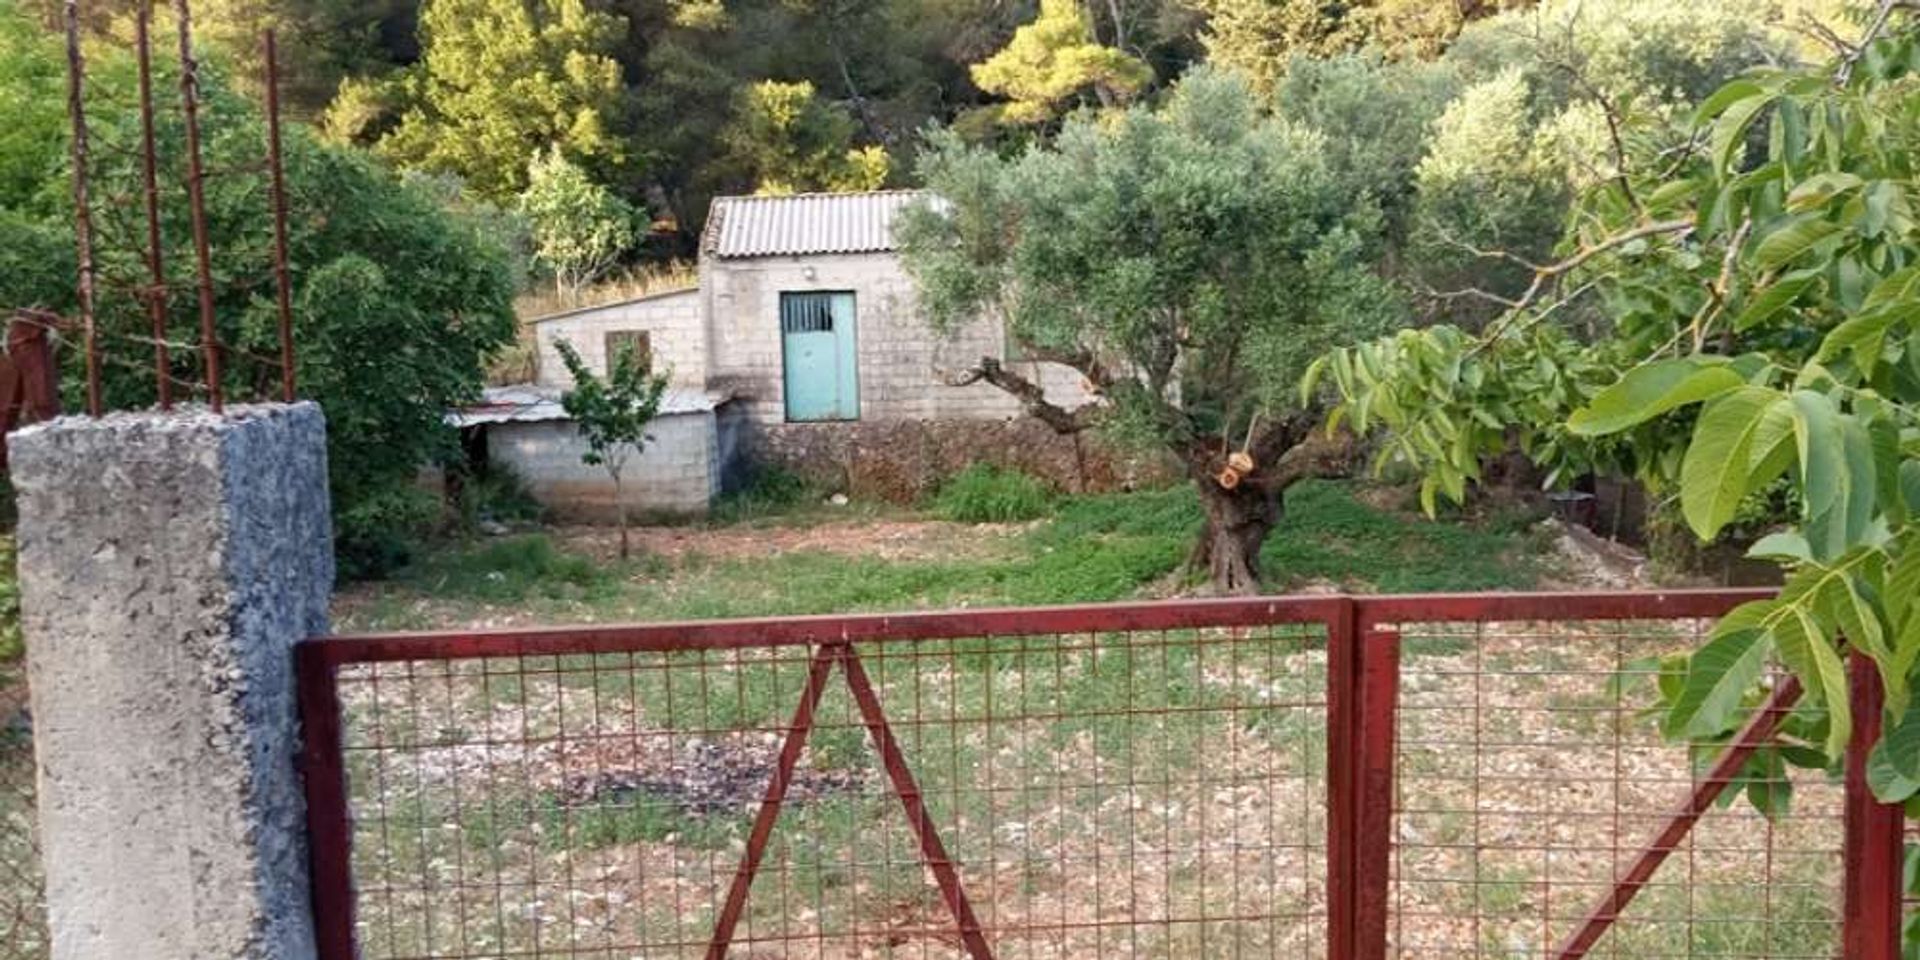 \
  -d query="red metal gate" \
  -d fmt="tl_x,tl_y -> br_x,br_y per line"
298,591 -> 1902,958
